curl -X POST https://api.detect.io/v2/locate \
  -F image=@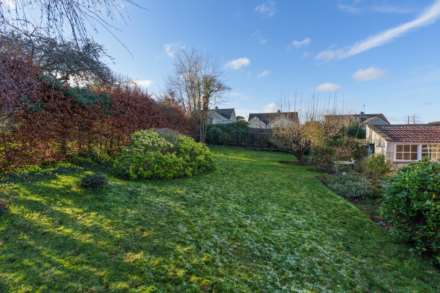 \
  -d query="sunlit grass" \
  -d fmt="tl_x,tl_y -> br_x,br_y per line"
0,146 -> 439,291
